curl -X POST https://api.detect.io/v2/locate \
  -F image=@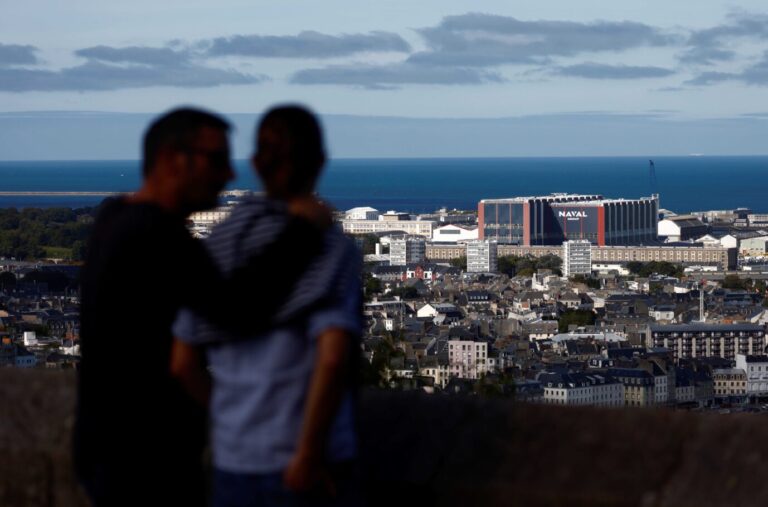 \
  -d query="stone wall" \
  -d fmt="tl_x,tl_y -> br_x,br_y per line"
3,369 -> 768,507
